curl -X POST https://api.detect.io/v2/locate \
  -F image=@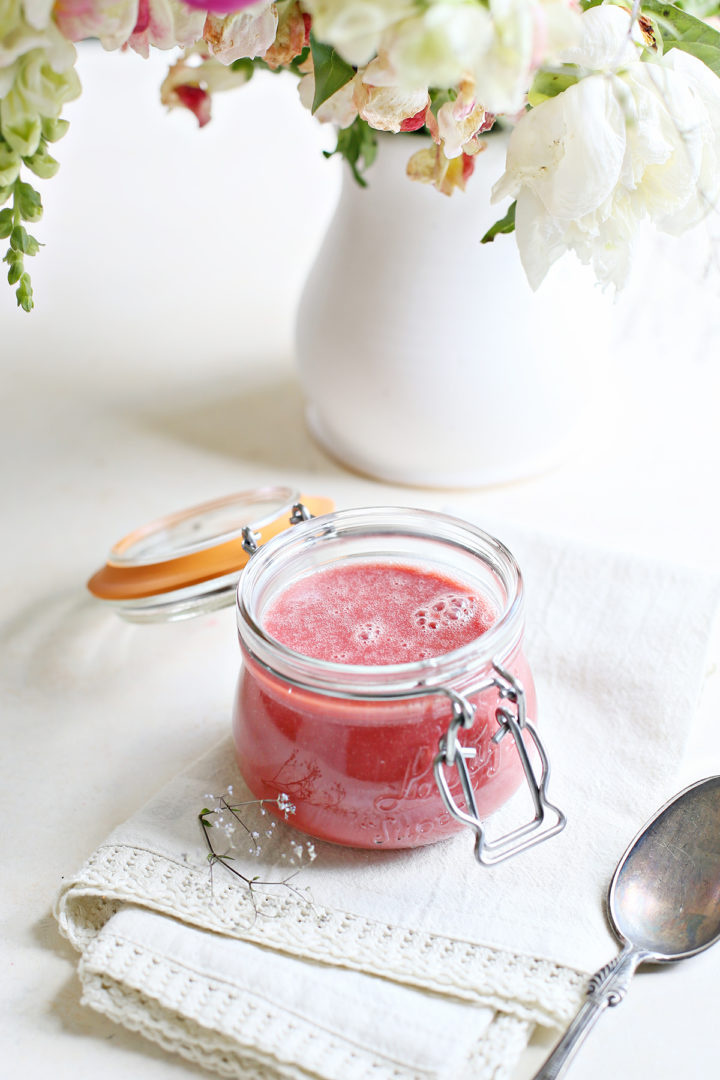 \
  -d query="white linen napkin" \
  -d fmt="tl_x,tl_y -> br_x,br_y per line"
55,524 -> 720,1080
